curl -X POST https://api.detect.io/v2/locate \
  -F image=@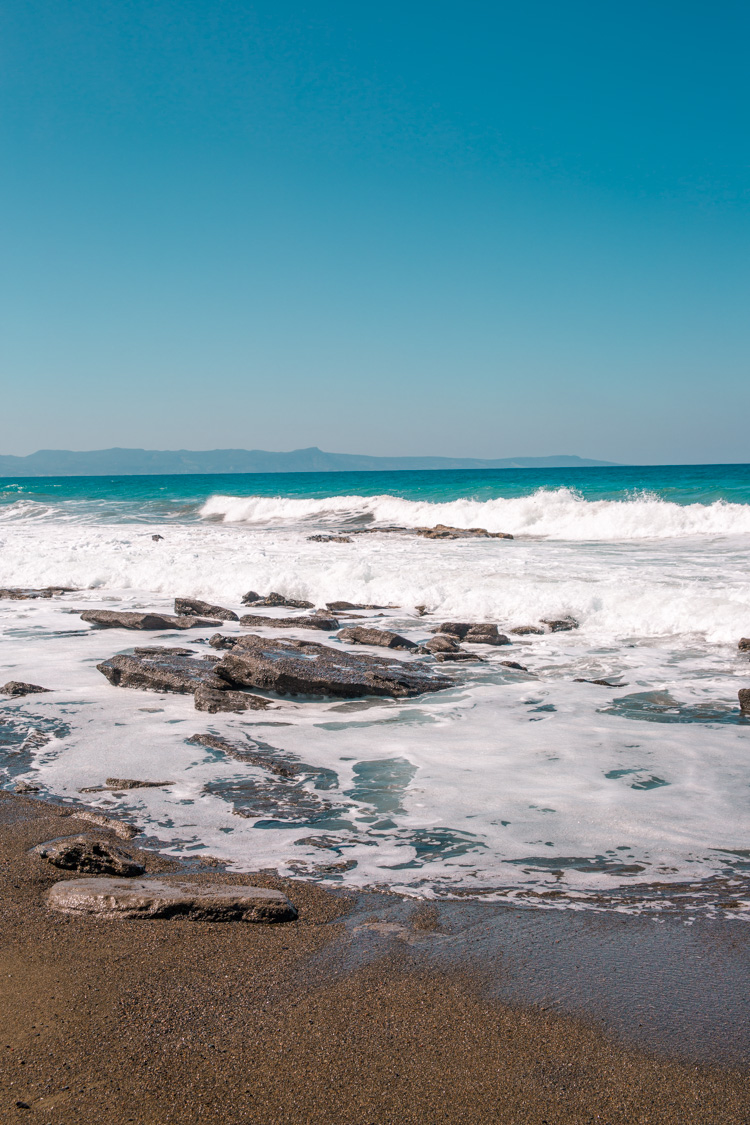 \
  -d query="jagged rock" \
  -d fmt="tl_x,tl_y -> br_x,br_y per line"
80,779 -> 175,793
739,638 -> 750,652
326,601 -> 387,611
82,610 -> 223,630
97,652 -> 227,695
70,811 -> 139,839
194,685 -> 271,712
501,661 -> 528,671
541,616 -> 579,632
422,635 -> 460,654
1,681 -> 52,696
133,646 -> 196,656
33,835 -> 144,876
415,524 -> 513,540
740,688 -> 750,712
430,622 -> 510,645
215,635 -> 451,699
46,878 -> 297,922
239,613 -> 339,630
337,626 -> 418,650
307,535 -> 352,543
510,625 -> 544,635
174,597 -> 239,622
241,591 -> 314,609
0,586 -> 76,599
